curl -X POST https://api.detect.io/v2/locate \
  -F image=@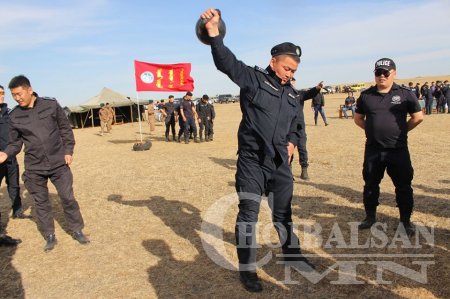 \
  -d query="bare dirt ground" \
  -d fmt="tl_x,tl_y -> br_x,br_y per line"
1,76 -> 449,299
